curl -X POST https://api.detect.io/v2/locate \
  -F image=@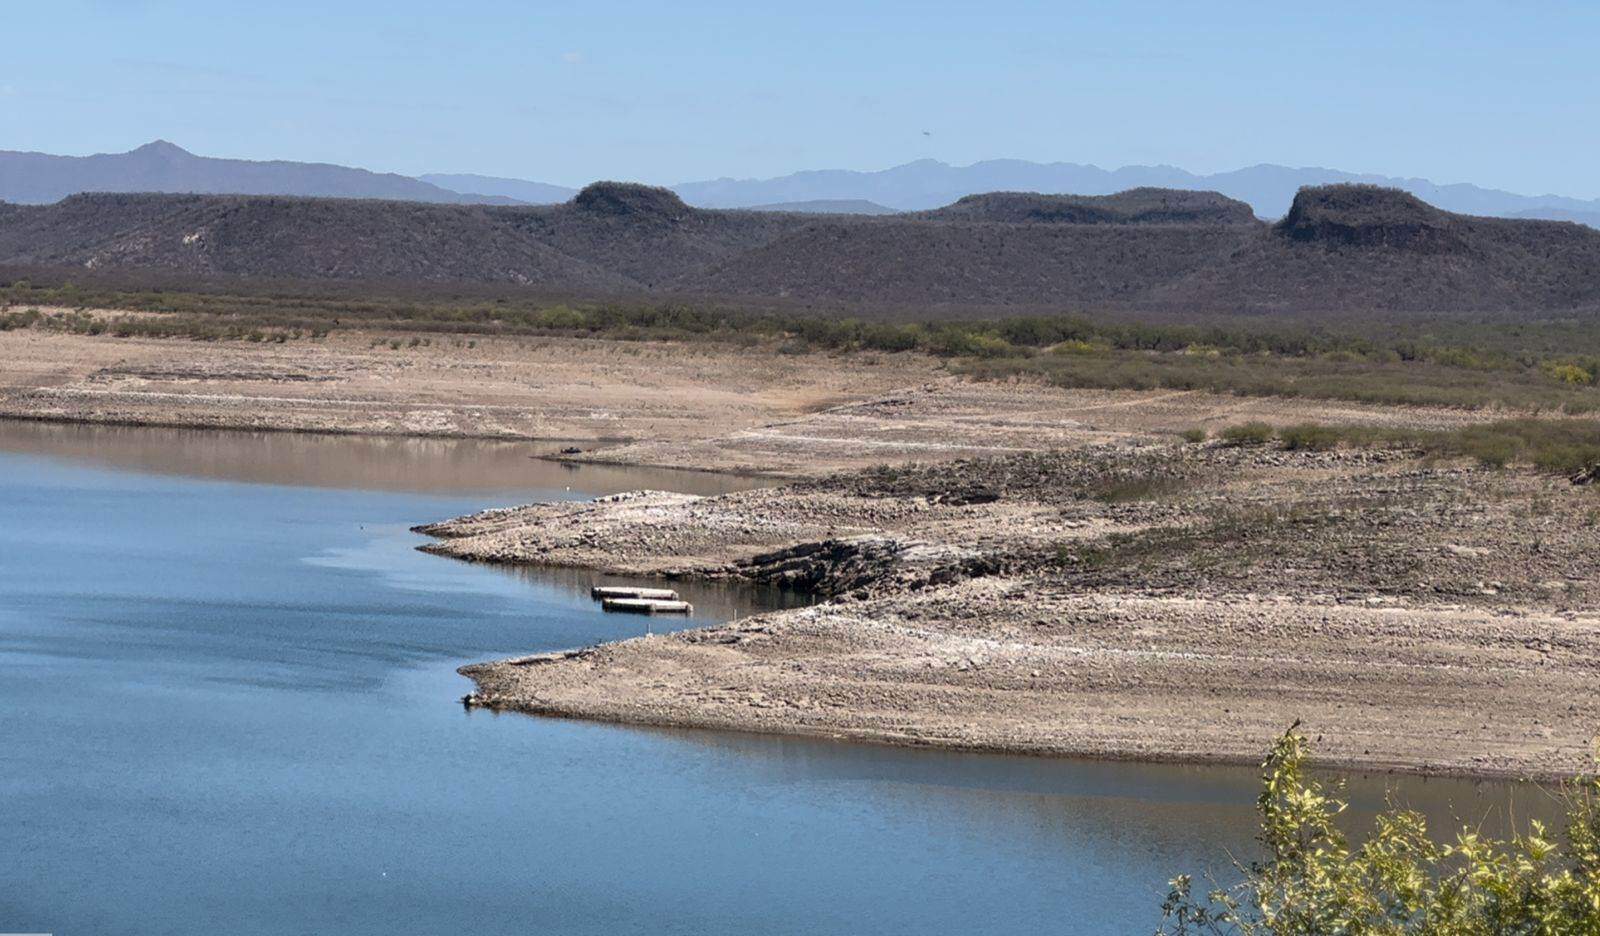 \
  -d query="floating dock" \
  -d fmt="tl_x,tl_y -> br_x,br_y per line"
591,586 -> 681,601
601,598 -> 694,615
